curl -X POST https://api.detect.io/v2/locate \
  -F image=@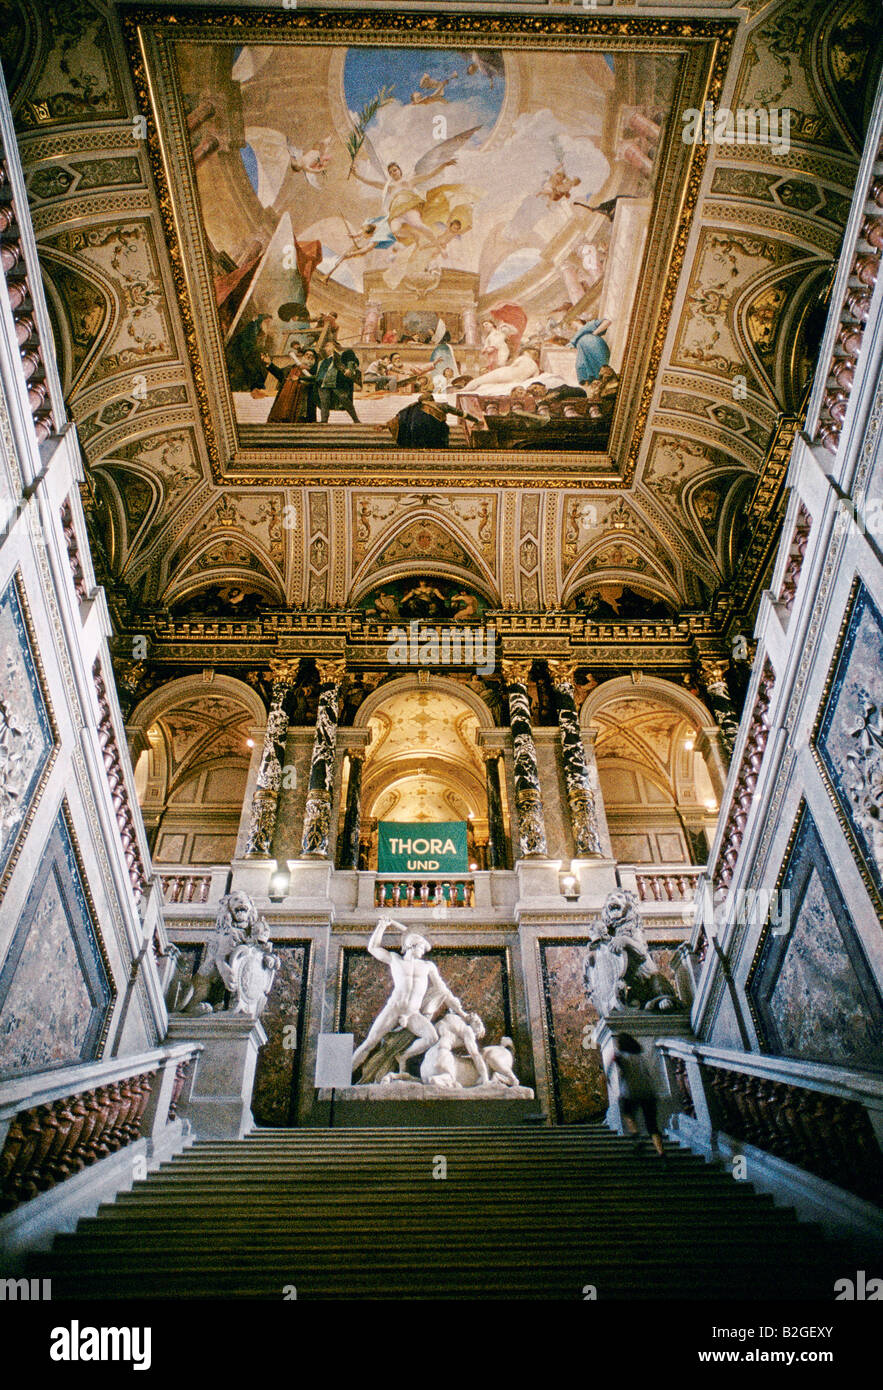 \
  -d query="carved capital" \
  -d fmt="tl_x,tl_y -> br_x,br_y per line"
316,658 -> 347,686
502,658 -> 533,686
546,658 -> 577,692
267,659 -> 301,687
